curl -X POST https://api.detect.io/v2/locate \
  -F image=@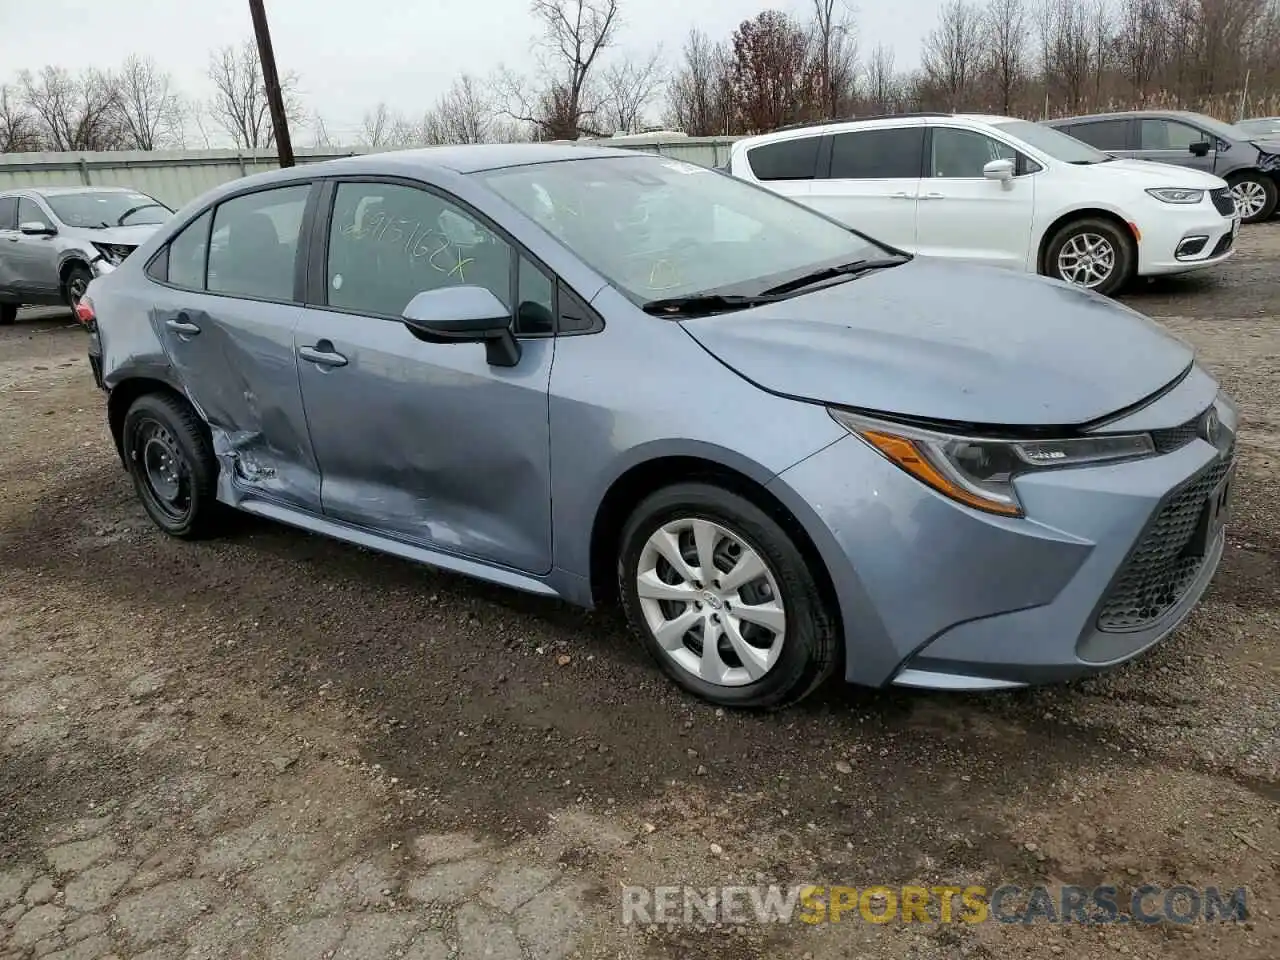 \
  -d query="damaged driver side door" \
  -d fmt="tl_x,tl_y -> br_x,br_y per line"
147,182 -> 323,512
